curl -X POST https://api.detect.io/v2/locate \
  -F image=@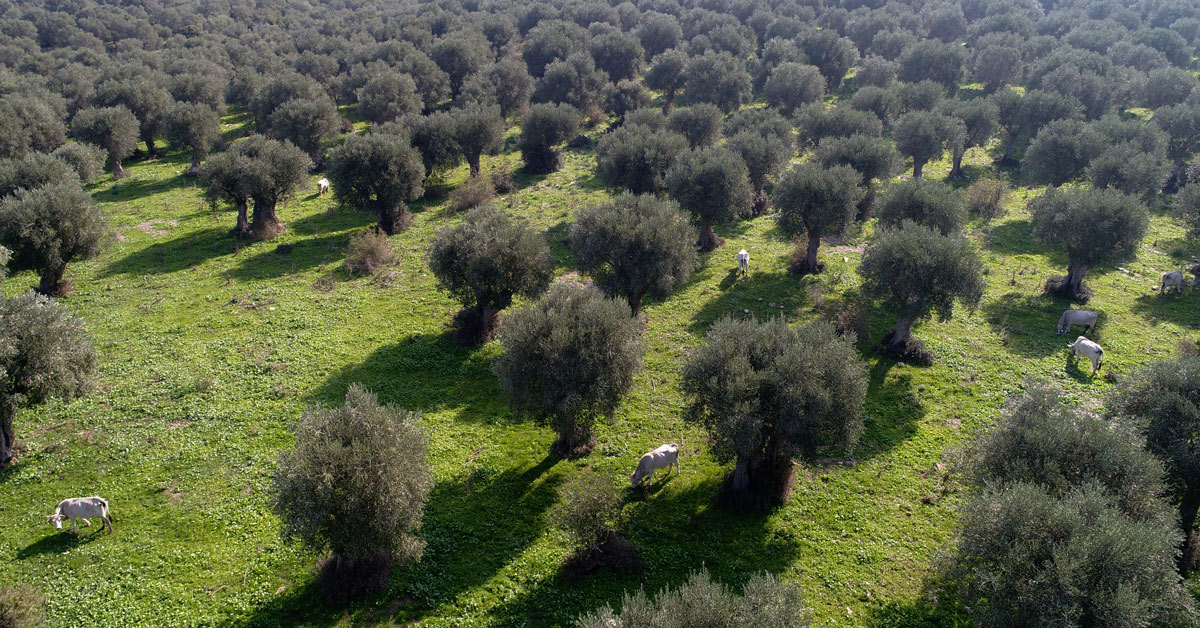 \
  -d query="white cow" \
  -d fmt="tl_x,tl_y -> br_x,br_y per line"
1161,270 -> 1185,294
1057,310 -> 1098,335
736,249 -> 750,277
316,178 -> 331,197
1068,336 -> 1104,376
630,443 -> 680,489
47,496 -> 112,534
